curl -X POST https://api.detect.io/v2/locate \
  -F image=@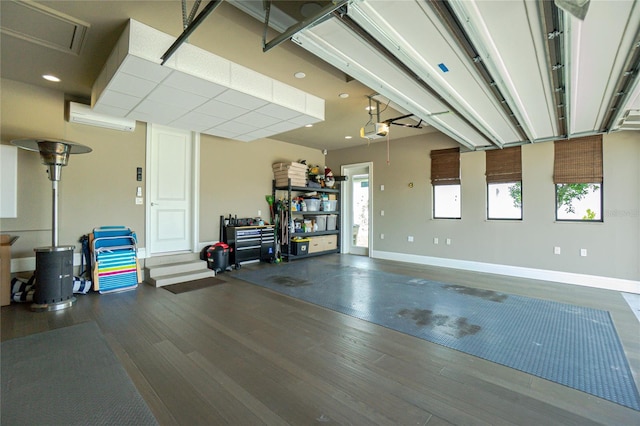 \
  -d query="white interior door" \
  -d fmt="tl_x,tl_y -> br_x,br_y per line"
341,163 -> 373,257
148,125 -> 193,255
